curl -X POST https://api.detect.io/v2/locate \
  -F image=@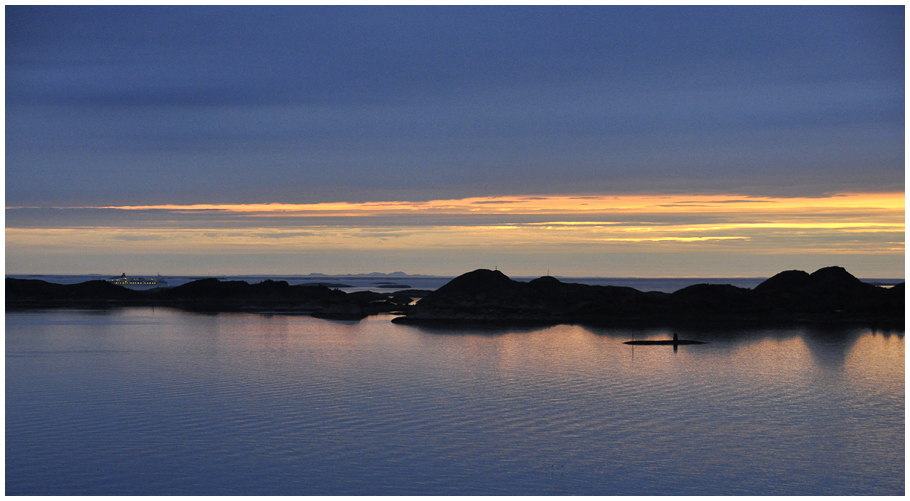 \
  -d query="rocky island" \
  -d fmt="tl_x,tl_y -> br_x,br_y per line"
6,266 -> 904,327
5,277 -> 420,320
391,266 -> 903,327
